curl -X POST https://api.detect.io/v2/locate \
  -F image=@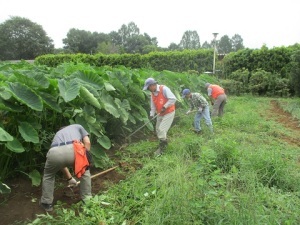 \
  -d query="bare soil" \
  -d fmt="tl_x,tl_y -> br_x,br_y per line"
267,100 -> 300,147
0,145 -> 143,225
